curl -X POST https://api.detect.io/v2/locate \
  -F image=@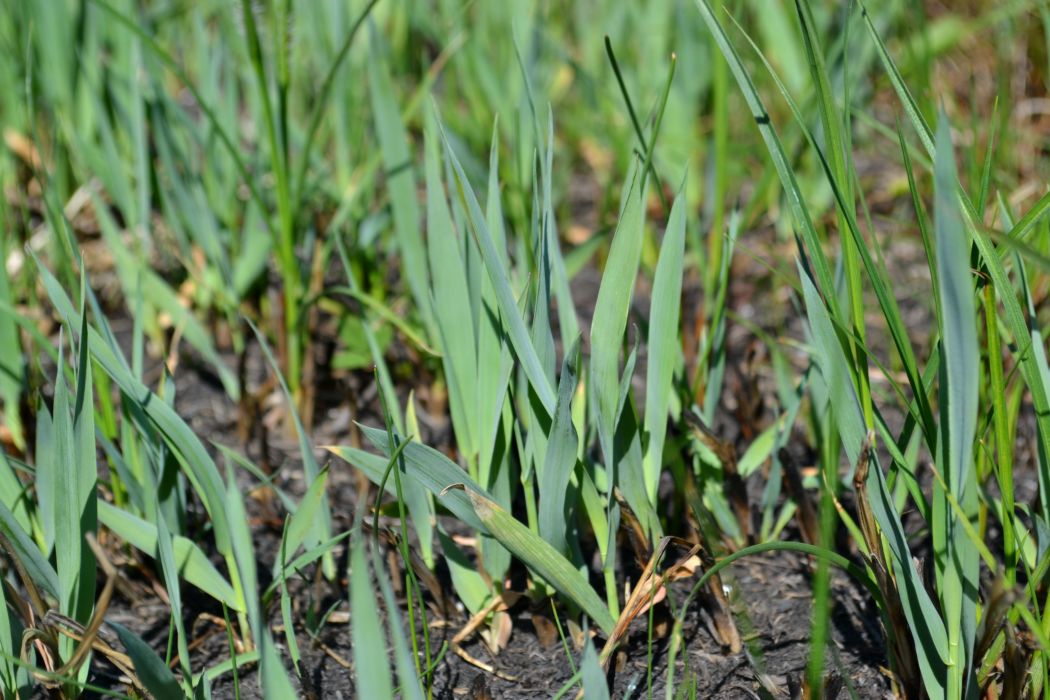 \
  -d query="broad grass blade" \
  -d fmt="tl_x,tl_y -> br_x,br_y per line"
109,621 -> 184,700
932,114 -> 979,698
454,485 -> 615,634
